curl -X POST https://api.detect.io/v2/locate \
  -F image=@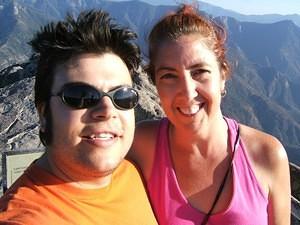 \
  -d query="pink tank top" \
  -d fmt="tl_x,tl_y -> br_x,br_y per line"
147,118 -> 268,225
